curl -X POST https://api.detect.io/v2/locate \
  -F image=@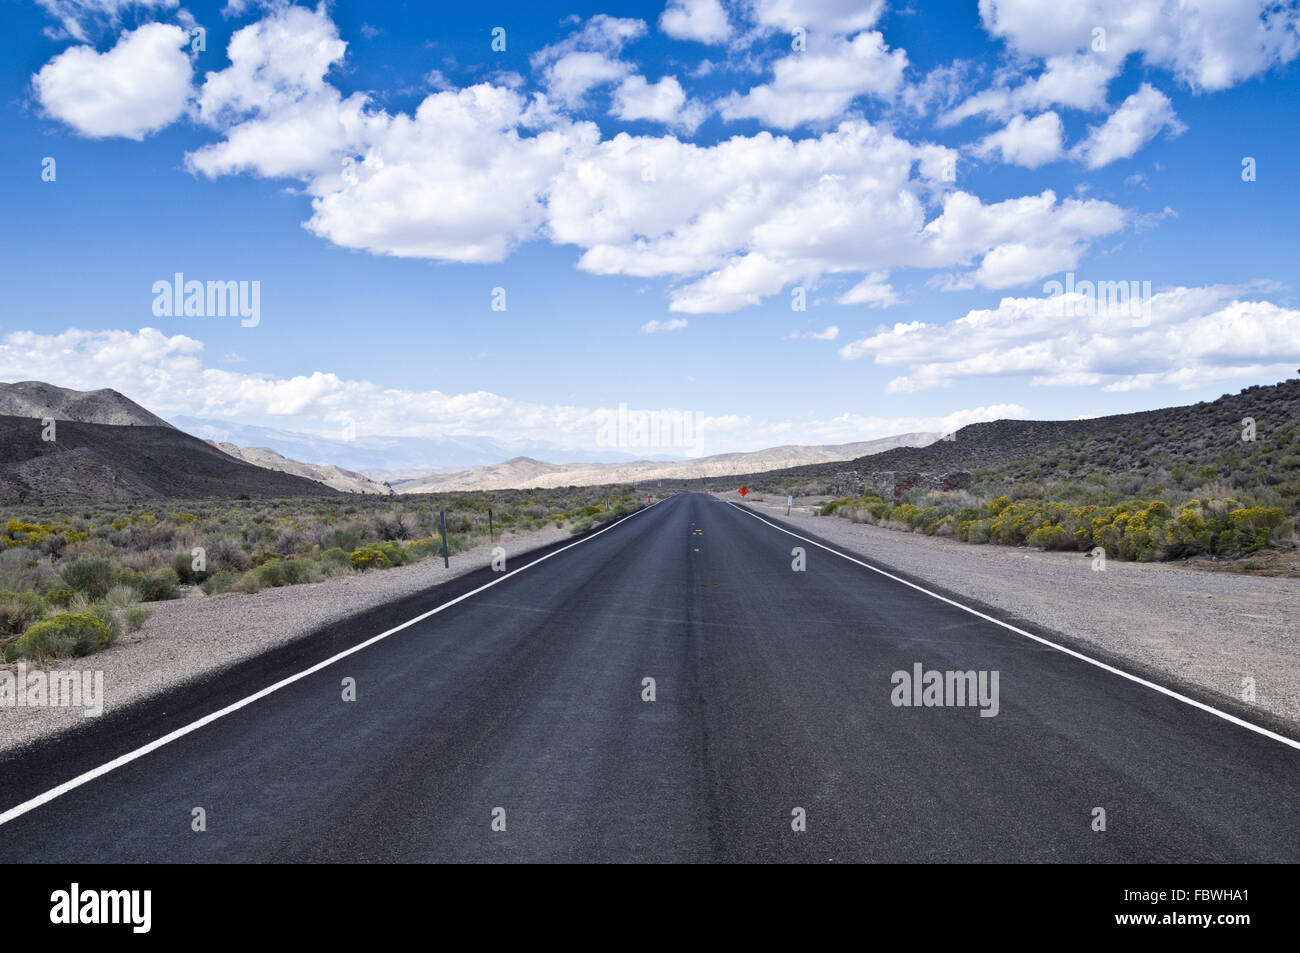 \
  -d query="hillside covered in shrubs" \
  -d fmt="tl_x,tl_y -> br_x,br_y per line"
0,488 -> 643,662
810,377 -> 1300,564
